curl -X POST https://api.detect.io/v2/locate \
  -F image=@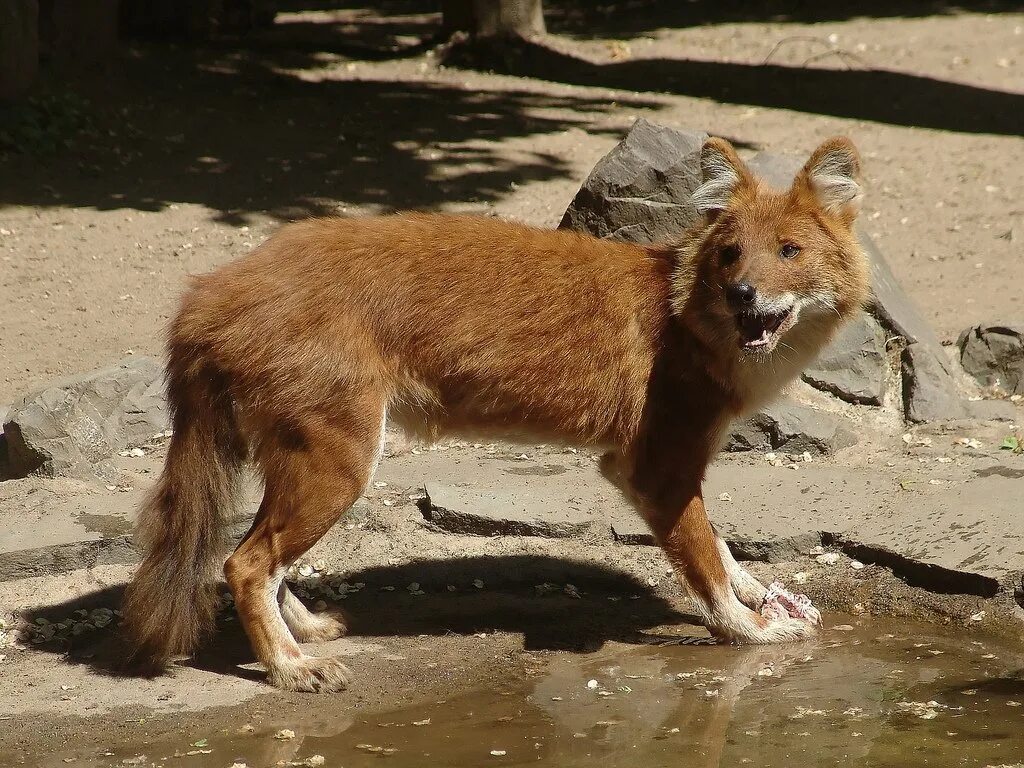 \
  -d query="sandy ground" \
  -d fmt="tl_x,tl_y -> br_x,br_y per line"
1,2 -> 1022,404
